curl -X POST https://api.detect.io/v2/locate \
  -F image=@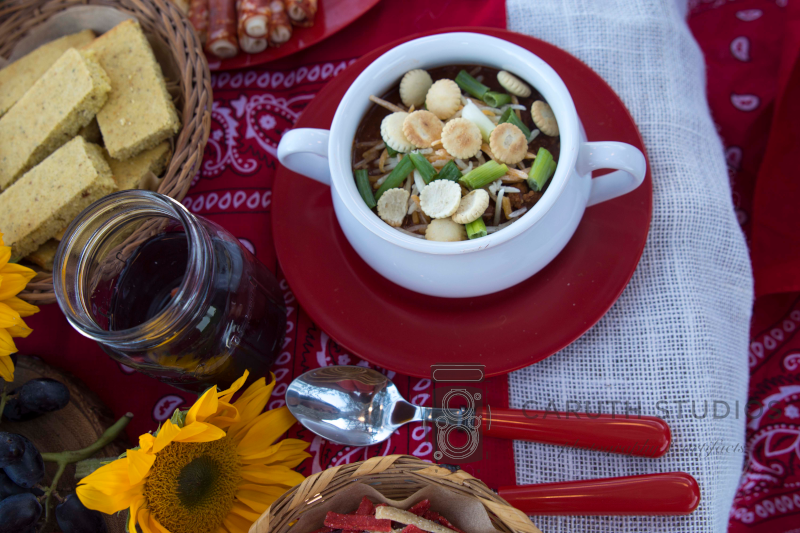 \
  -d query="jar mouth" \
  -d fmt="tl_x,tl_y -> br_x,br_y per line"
53,190 -> 213,349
